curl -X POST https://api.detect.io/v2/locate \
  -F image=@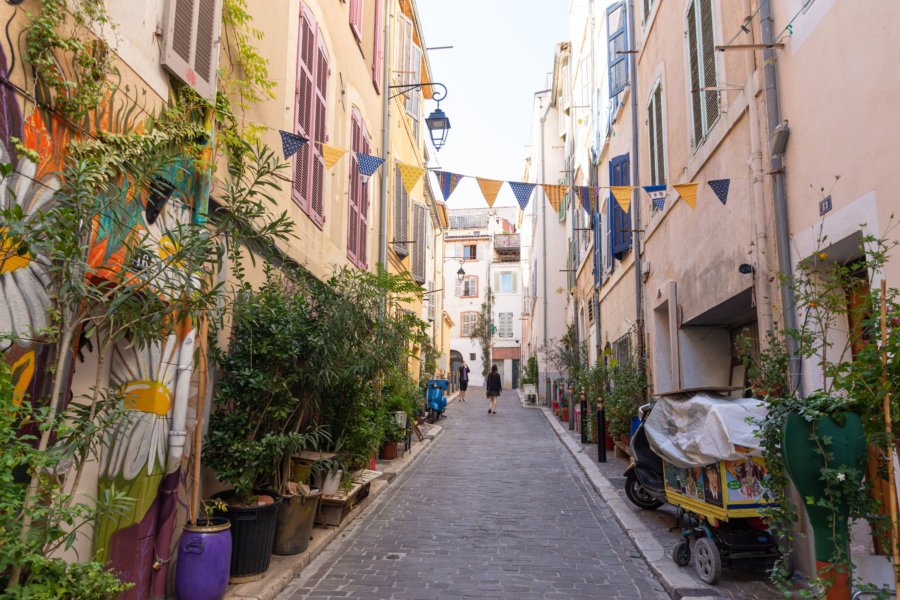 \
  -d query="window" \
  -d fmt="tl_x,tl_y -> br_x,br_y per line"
608,154 -> 632,262
463,244 -> 477,260
373,0 -> 384,92
469,353 -> 476,360
496,271 -> 518,294
461,276 -> 478,297
395,14 -> 422,141
647,82 -> 666,212
349,0 -> 363,41
347,109 -> 370,269
498,312 -> 513,338
607,2 -> 628,98
686,0 -> 719,148
643,0 -> 657,23
161,0 -> 224,101
293,5 -> 329,227
613,333 -> 631,367
392,164 -> 409,257
412,202 -> 426,284
588,295 -> 594,322
461,312 -> 478,337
